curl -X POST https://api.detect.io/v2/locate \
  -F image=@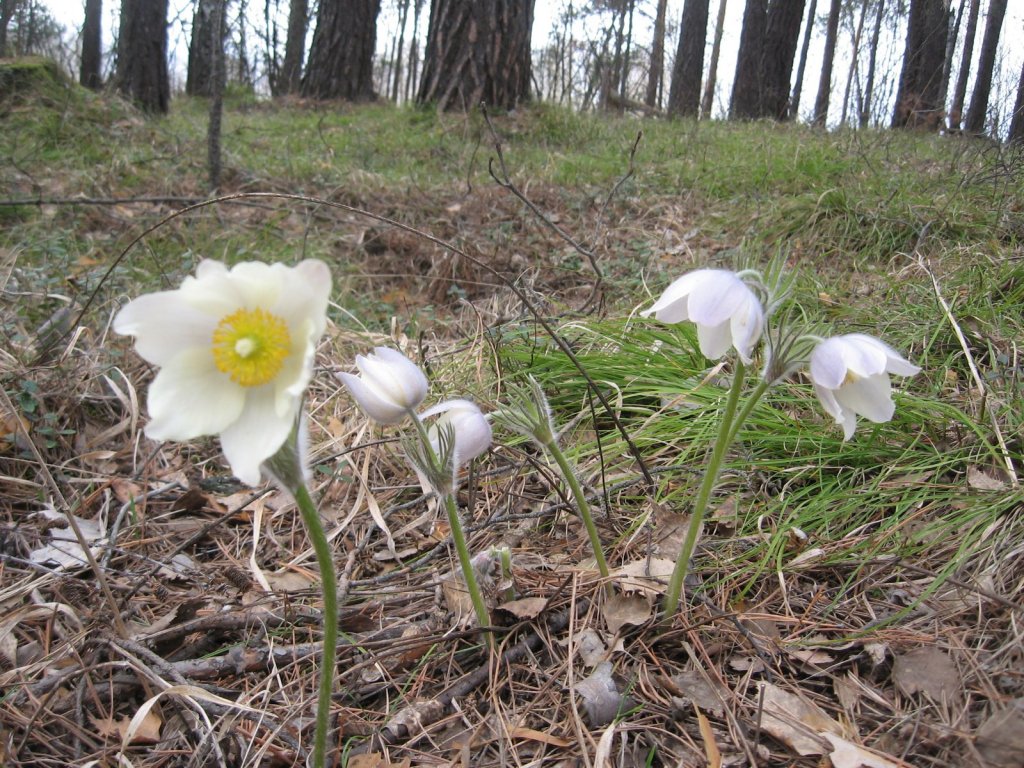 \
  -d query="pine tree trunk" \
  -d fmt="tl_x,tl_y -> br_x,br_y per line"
207,0 -> 226,191
116,0 -> 170,114
302,0 -> 380,101
789,0 -> 816,118
840,0 -> 869,126
892,0 -> 949,129
860,0 -> 885,126
390,0 -> 410,101
1009,58 -> 1024,143
963,0 -> 1007,135
949,0 -> 980,130
645,0 -> 668,107
416,0 -> 534,112
80,0 -> 102,90
278,0 -> 308,95
812,0 -> 842,126
0,0 -> 16,56
667,0 -> 710,117
701,0 -> 729,116
187,0 -> 219,97
730,0 -> 767,118
761,0 -> 807,119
